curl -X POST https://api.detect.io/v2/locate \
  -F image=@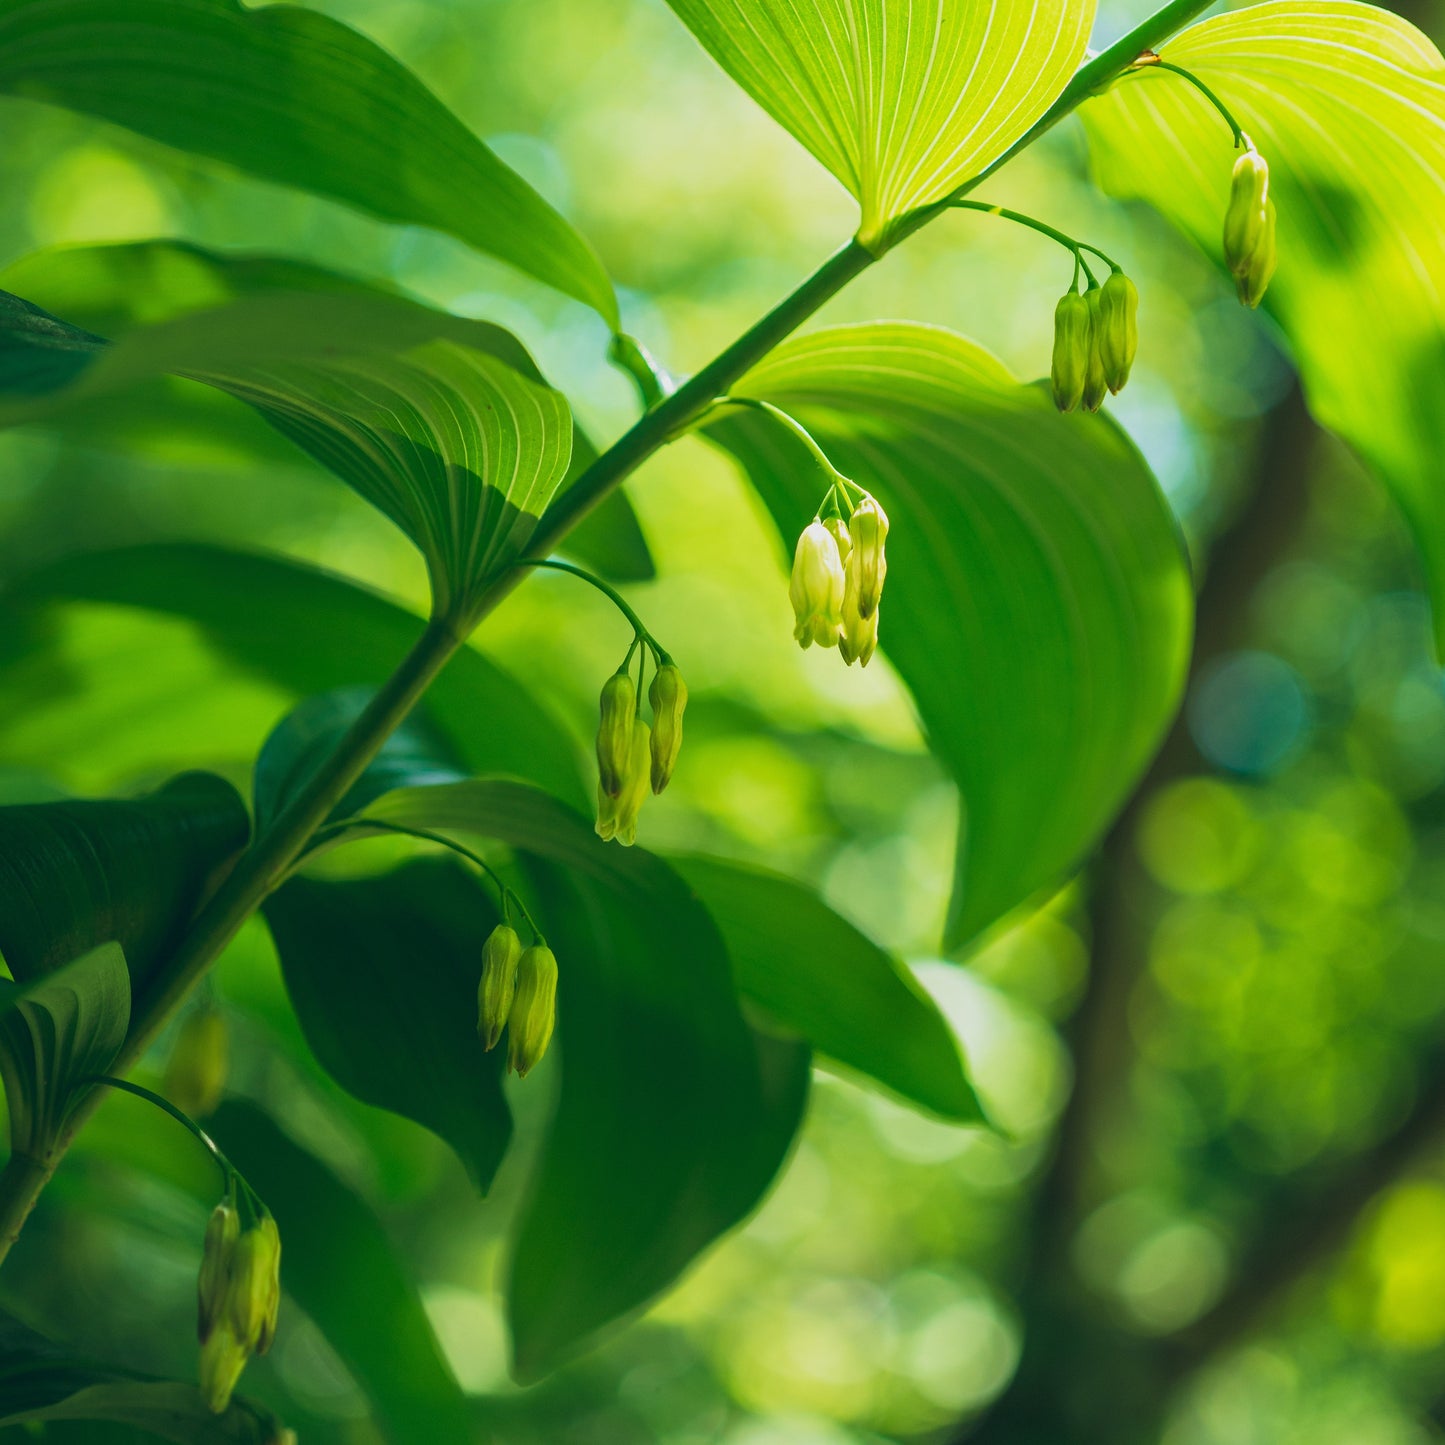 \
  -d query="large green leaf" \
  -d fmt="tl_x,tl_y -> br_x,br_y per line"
661,0 -> 1094,243
209,1100 -> 474,1444
1082,0 -> 1445,648
707,322 -> 1192,947
0,941 -> 128,1157
262,861 -> 512,1192
0,241 -> 654,582
0,773 -> 248,991
0,543 -> 587,808
0,0 -> 617,323
0,1307 -> 284,1445
0,287 -> 576,624
672,855 -> 982,1121
360,780 -> 811,1377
